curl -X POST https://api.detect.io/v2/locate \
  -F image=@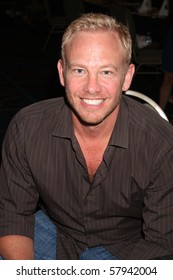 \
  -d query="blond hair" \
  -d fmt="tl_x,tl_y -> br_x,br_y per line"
61,13 -> 132,65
